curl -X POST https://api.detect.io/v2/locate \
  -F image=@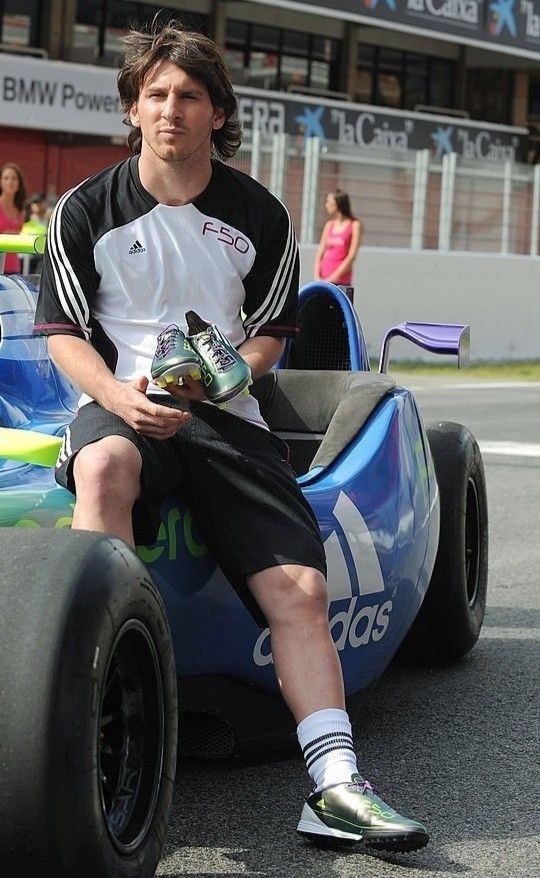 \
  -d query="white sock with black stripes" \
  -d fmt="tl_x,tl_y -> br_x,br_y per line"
297,708 -> 358,792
